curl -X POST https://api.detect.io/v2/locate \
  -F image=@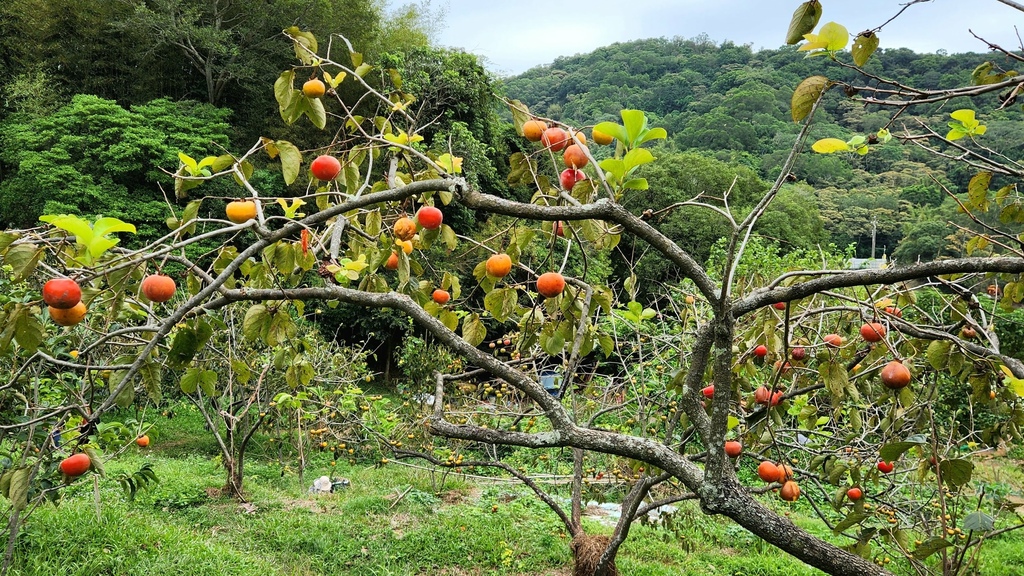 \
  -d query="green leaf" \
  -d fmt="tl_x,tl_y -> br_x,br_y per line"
13,311 -> 43,353
593,121 -> 628,146
267,310 -> 297,346
441,224 -> 457,251
786,0 -> 823,45
305,97 -> 327,129
913,537 -> 952,560
620,109 -> 648,144
833,511 -> 869,535
2,244 -> 41,281
639,126 -> 667,144
851,33 -> 879,66
284,26 -> 318,64
484,288 -> 518,323
274,70 -> 297,117
9,467 -> 30,511
439,310 -> 459,332
879,439 -> 926,462
108,370 -> 135,408
242,304 -> 270,342
939,458 -> 973,488
231,359 -> 252,385
927,340 -> 951,371
812,138 -> 851,154
963,511 -> 995,532
623,148 -> 655,171
542,331 -> 565,356
0,232 -> 19,253
968,172 -> 993,212
140,359 -> 162,405
275,141 -> 302,185
180,368 -> 200,394
198,370 -> 217,396
792,76 -> 829,122
462,313 -> 486,347
177,152 -> 198,174
622,178 -> 649,190
354,63 -> 373,78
